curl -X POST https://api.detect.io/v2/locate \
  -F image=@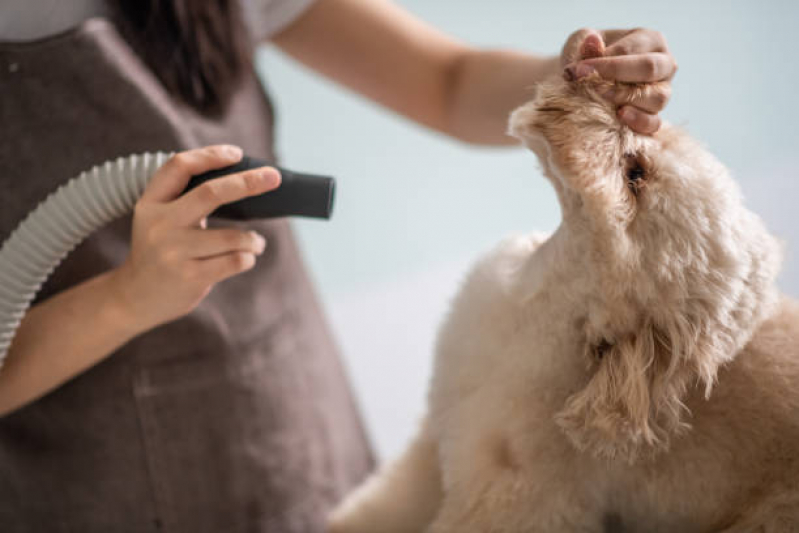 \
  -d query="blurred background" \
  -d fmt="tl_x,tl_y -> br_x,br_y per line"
256,0 -> 799,459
